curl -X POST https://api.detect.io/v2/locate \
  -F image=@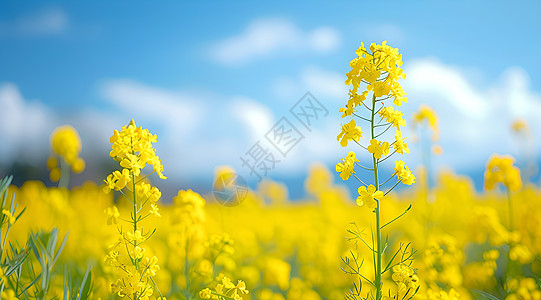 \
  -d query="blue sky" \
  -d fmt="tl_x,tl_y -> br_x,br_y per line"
1,1 -> 541,198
